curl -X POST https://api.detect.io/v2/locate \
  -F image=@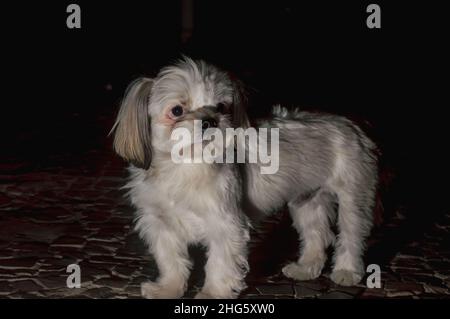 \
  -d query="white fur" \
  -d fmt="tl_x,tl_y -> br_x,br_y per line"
112,58 -> 378,298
